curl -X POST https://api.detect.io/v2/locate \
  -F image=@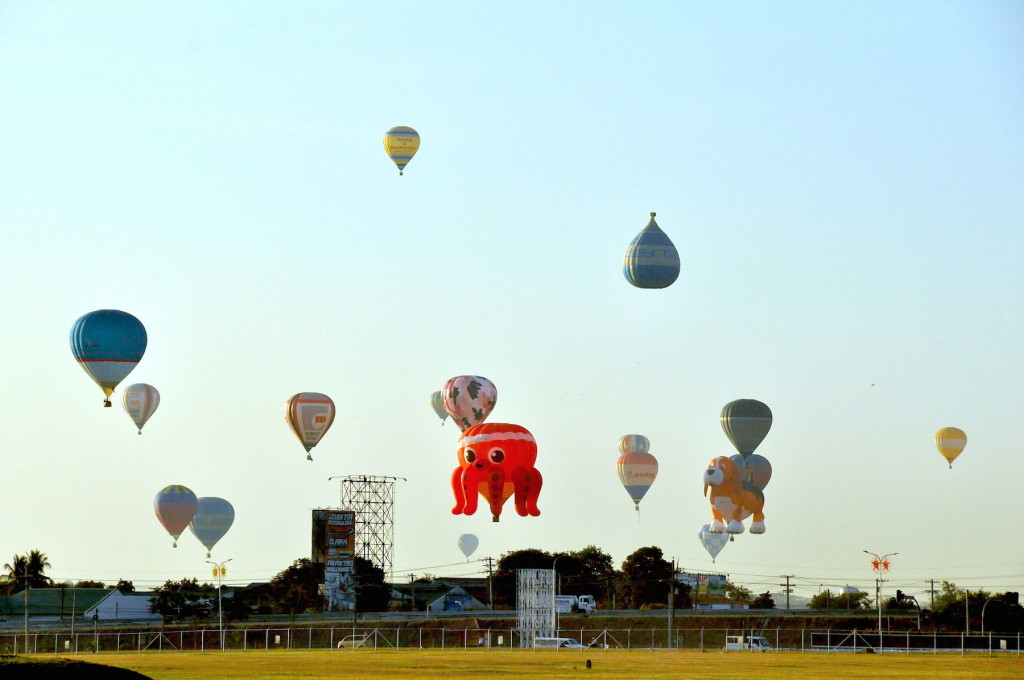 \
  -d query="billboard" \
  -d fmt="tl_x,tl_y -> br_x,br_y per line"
312,508 -> 356,610
676,572 -> 728,596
